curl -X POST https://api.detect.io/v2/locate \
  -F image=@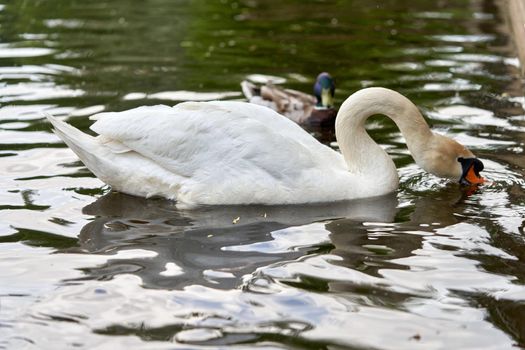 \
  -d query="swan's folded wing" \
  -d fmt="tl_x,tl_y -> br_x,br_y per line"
97,135 -> 132,153
89,102 -> 342,183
